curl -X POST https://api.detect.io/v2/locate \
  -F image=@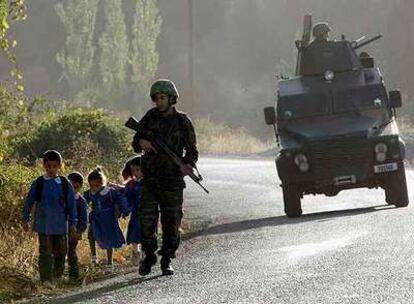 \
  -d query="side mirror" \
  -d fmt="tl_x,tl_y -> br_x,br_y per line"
264,107 -> 277,125
389,90 -> 402,108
